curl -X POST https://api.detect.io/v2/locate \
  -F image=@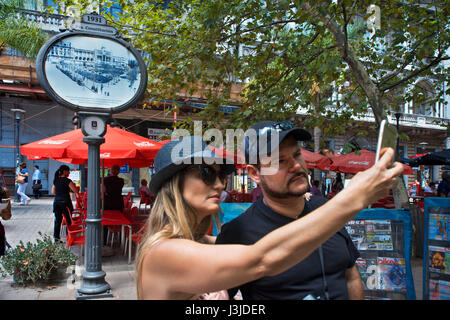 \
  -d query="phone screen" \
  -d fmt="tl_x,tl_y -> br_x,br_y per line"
375,120 -> 398,163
